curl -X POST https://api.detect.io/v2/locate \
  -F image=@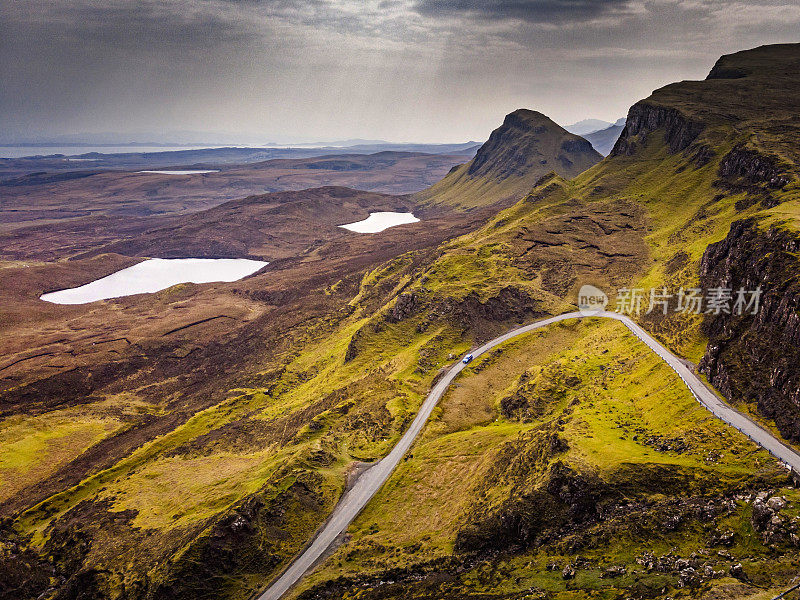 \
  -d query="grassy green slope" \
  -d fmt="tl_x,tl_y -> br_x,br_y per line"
292,320 -> 794,600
